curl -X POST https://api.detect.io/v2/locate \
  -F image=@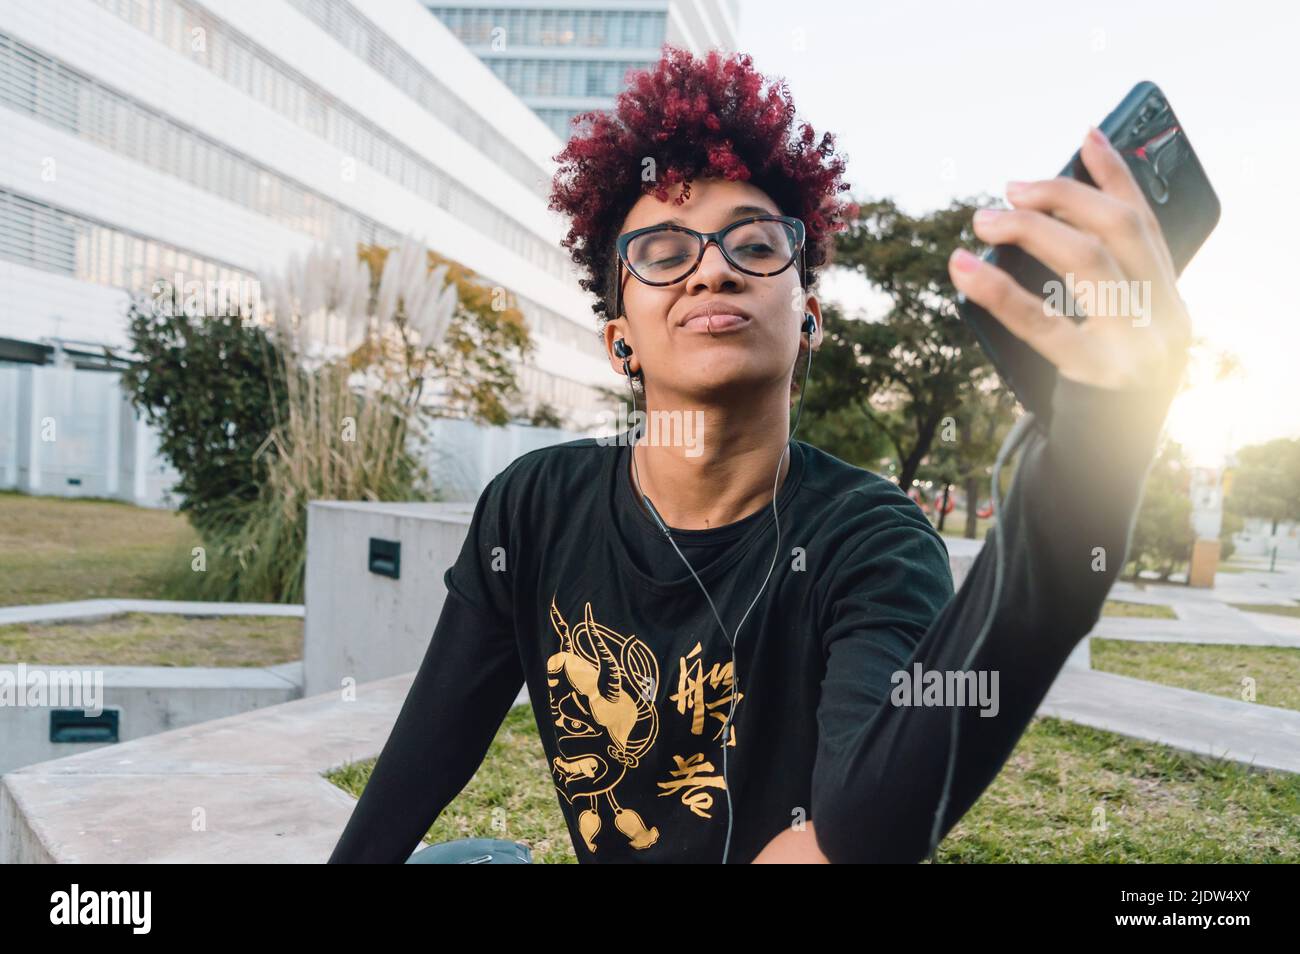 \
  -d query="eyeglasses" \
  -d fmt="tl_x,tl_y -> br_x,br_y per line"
616,214 -> 806,288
